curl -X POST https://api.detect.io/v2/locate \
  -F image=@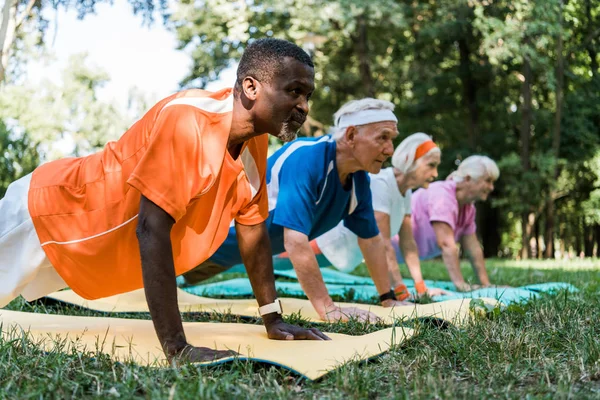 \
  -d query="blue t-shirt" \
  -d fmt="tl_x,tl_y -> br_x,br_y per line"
209,135 -> 379,267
